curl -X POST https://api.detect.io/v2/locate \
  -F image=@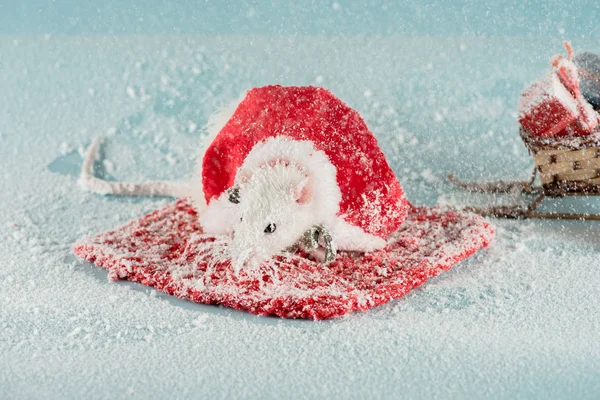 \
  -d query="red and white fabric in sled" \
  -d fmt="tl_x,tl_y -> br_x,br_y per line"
519,43 -> 599,138
74,199 -> 493,320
